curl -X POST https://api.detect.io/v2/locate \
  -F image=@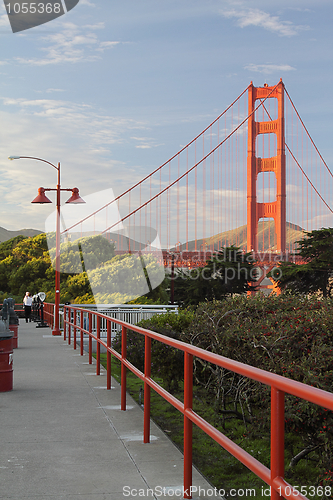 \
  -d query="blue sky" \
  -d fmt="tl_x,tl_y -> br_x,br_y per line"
0,0 -> 332,232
